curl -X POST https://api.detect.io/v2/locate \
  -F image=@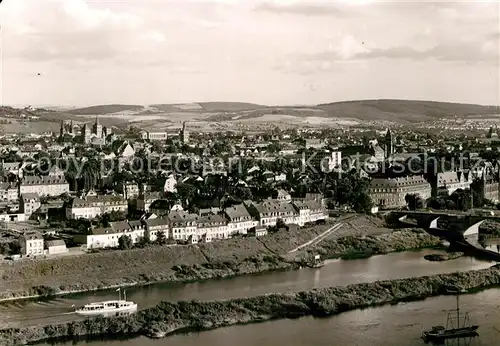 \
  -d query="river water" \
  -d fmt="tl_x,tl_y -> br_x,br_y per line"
38,288 -> 500,346
0,249 -> 492,329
